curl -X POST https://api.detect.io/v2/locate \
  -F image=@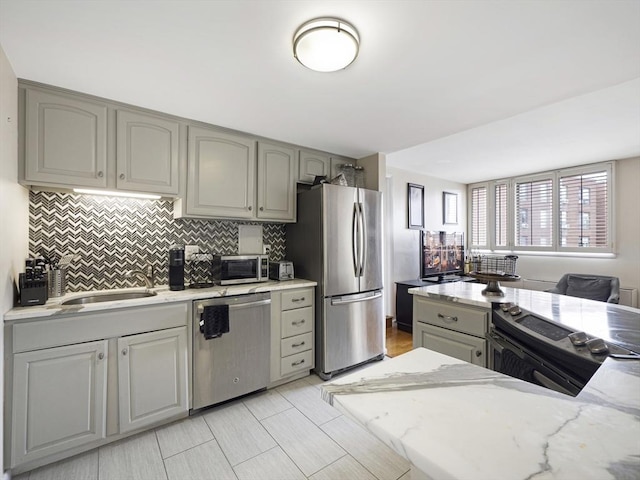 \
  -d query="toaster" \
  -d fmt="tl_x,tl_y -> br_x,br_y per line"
269,261 -> 294,281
